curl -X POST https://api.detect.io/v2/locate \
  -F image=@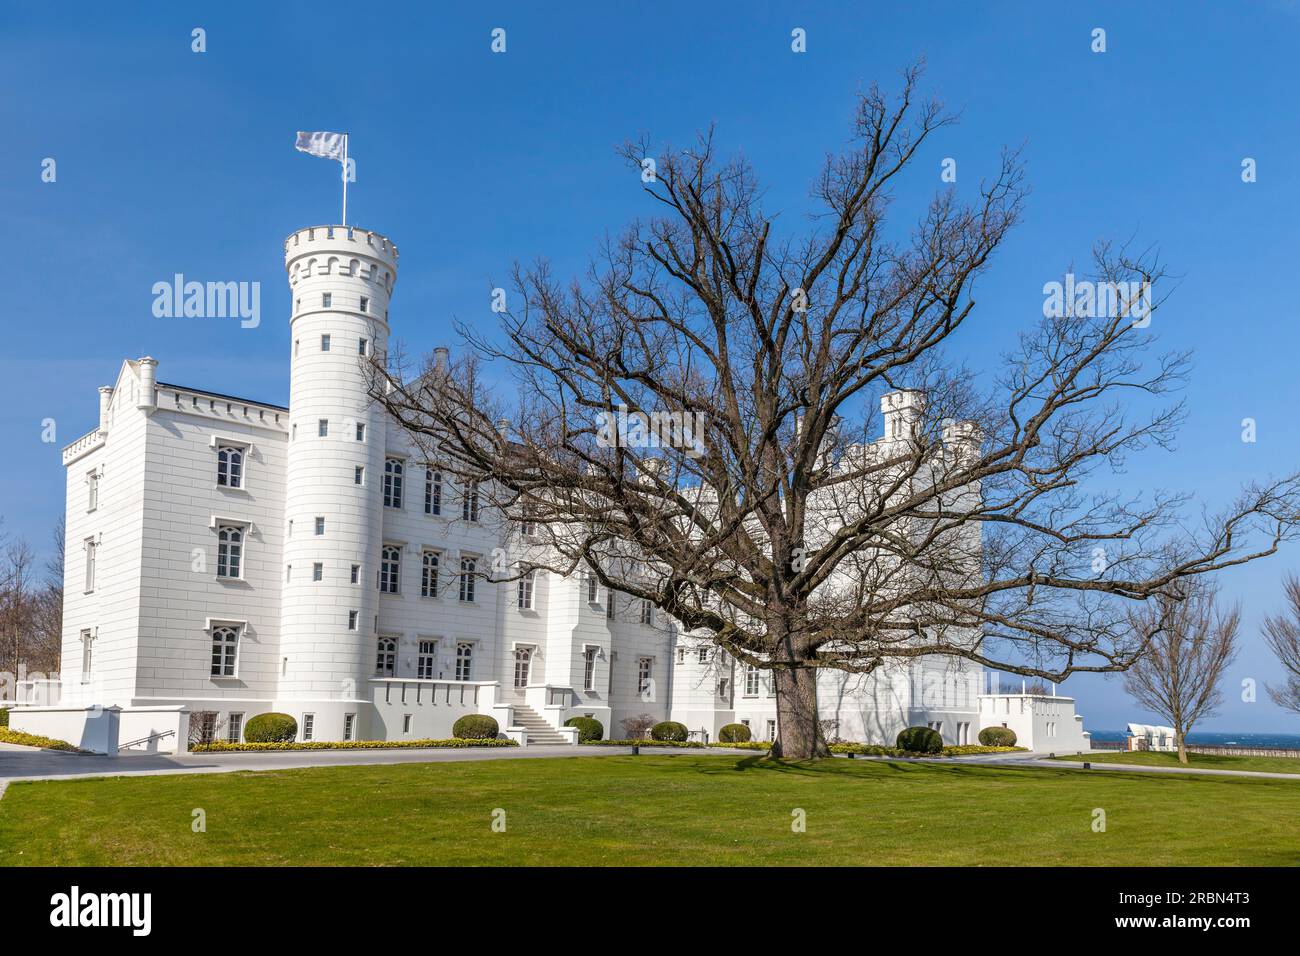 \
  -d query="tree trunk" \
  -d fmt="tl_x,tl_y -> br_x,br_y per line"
771,665 -> 830,759
1176,729 -> 1188,765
